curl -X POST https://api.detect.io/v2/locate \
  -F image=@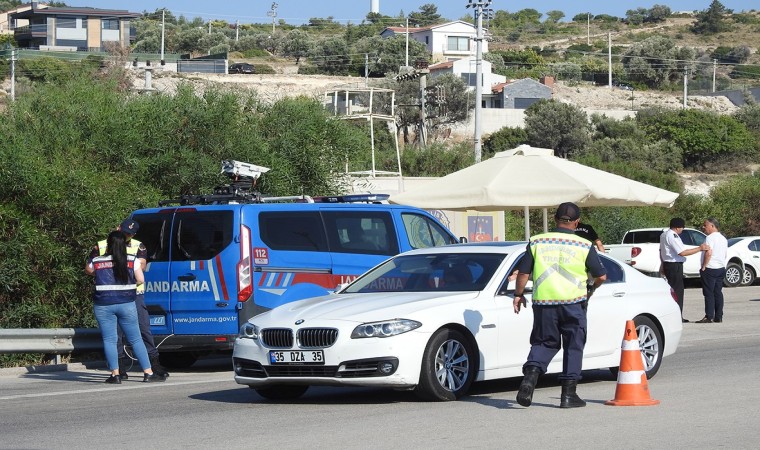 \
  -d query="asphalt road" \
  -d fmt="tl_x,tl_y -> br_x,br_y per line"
2,284 -> 760,449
